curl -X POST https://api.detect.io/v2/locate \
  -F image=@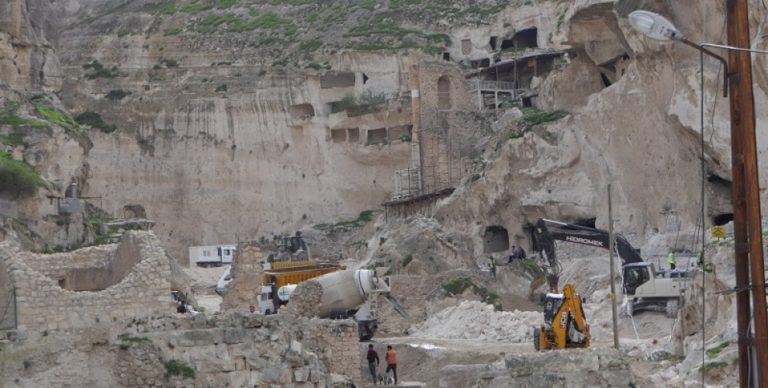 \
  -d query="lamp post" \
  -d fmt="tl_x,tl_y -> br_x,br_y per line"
629,8 -> 768,388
